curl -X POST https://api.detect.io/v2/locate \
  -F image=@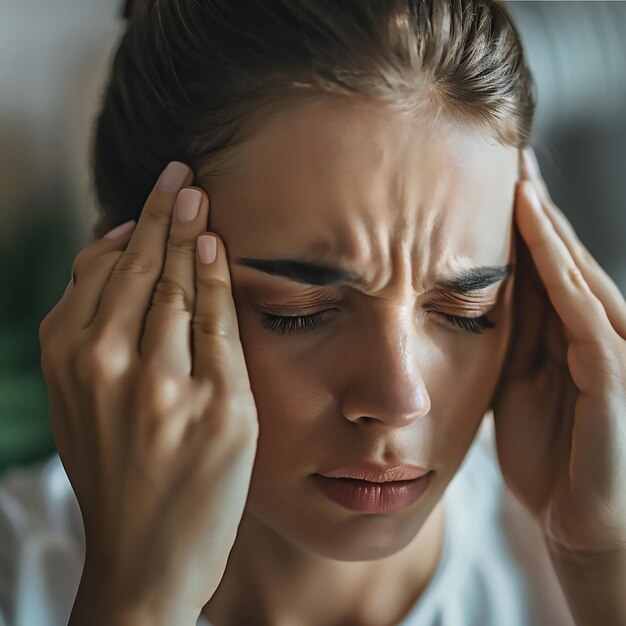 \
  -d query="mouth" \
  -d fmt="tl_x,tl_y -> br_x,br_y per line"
316,463 -> 430,483
312,471 -> 434,514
